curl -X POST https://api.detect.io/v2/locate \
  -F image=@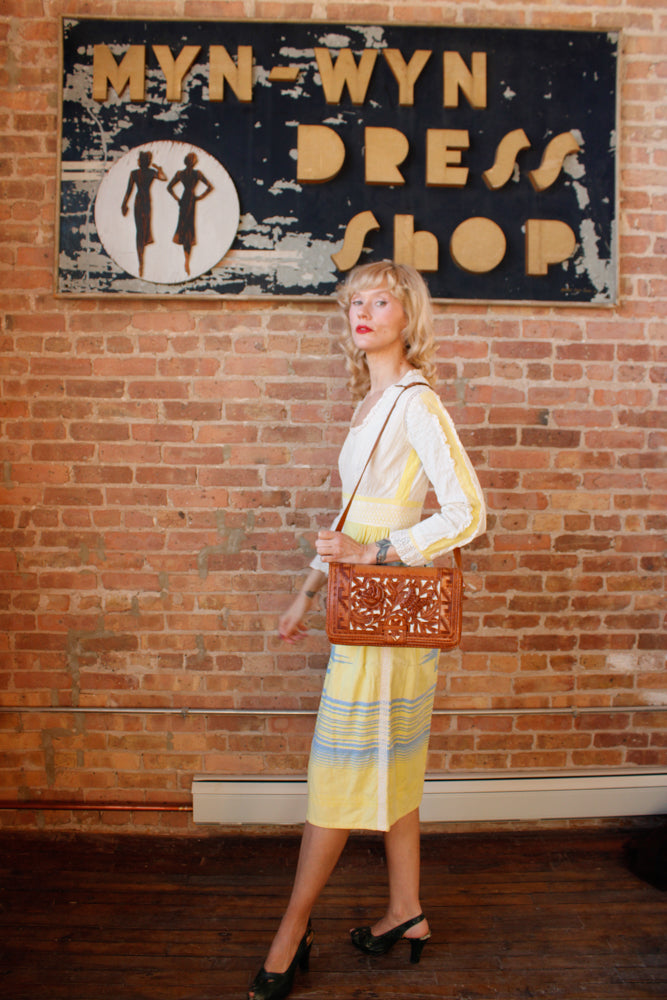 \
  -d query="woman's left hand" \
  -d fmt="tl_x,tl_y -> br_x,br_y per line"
315,530 -> 374,564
